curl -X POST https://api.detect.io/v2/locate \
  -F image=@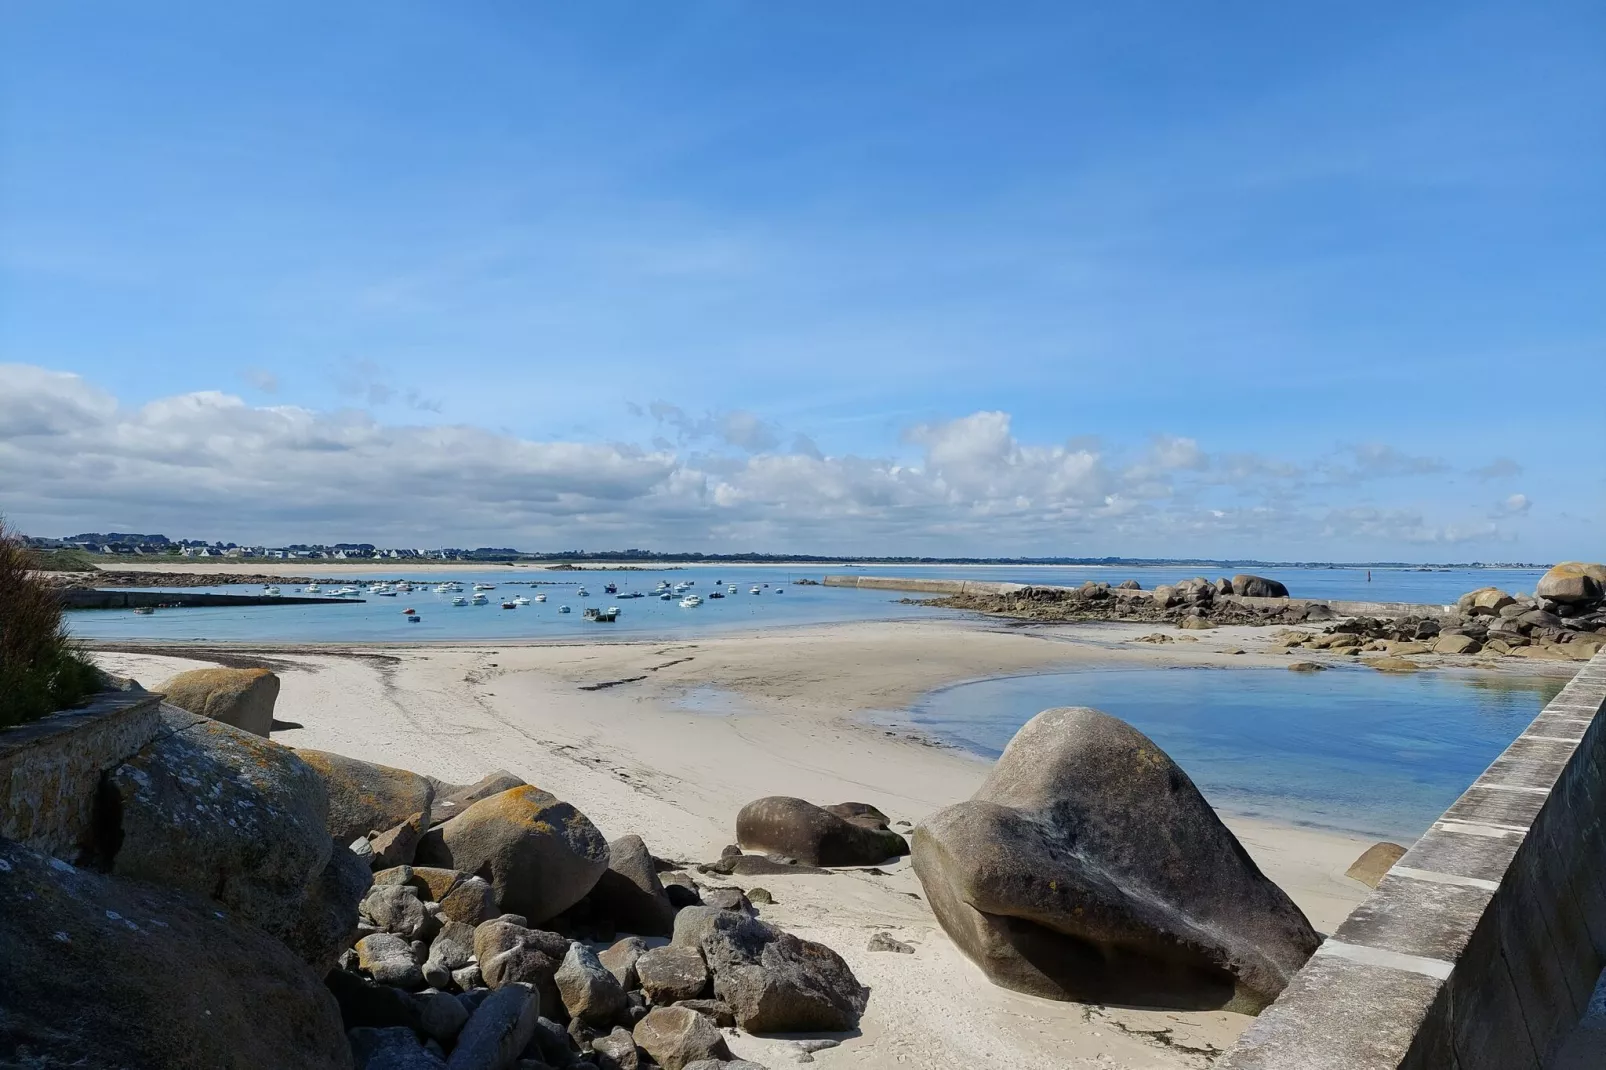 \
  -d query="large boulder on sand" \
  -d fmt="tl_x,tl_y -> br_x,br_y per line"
1537,562 -> 1606,605
1231,574 -> 1290,598
106,706 -> 333,944
1345,842 -> 1407,889
296,749 -> 436,844
912,707 -> 1319,1012
735,796 -> 909,867
156,666 -> 280,737
416,786 -> 609,924
672,906 -> 868,1032
0,837 -> 350,1068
